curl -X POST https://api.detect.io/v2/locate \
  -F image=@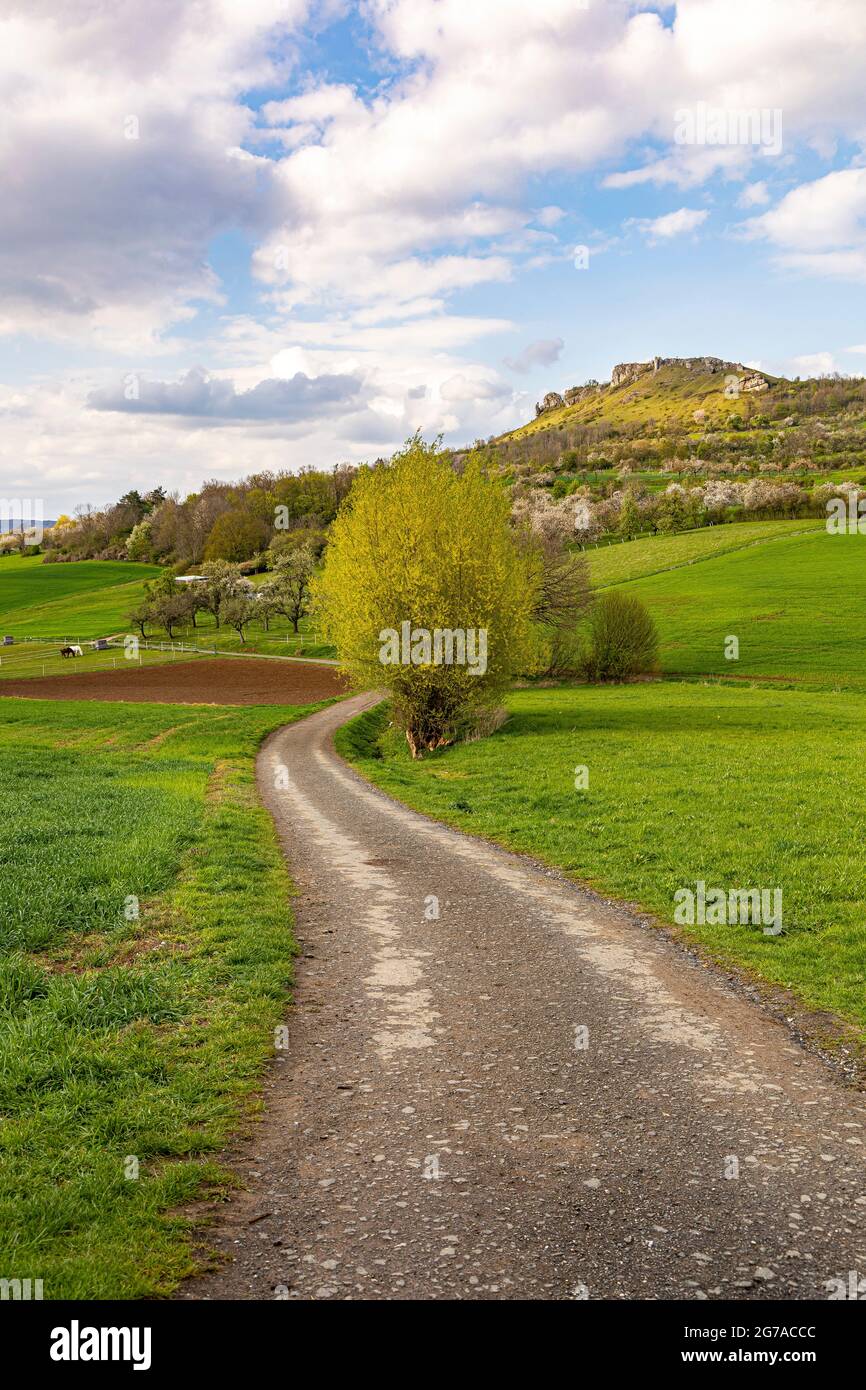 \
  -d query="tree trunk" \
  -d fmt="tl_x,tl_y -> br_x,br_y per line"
405,727 -> 452,759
